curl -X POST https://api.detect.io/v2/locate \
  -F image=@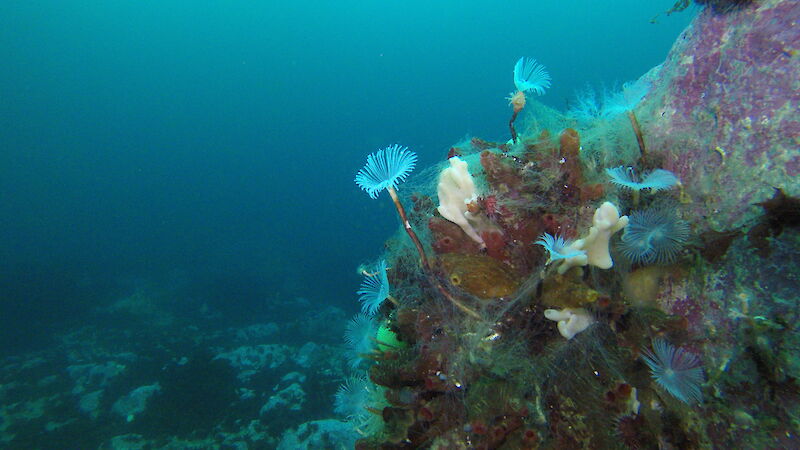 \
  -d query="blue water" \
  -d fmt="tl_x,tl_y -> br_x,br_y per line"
0,2 -> 692,348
